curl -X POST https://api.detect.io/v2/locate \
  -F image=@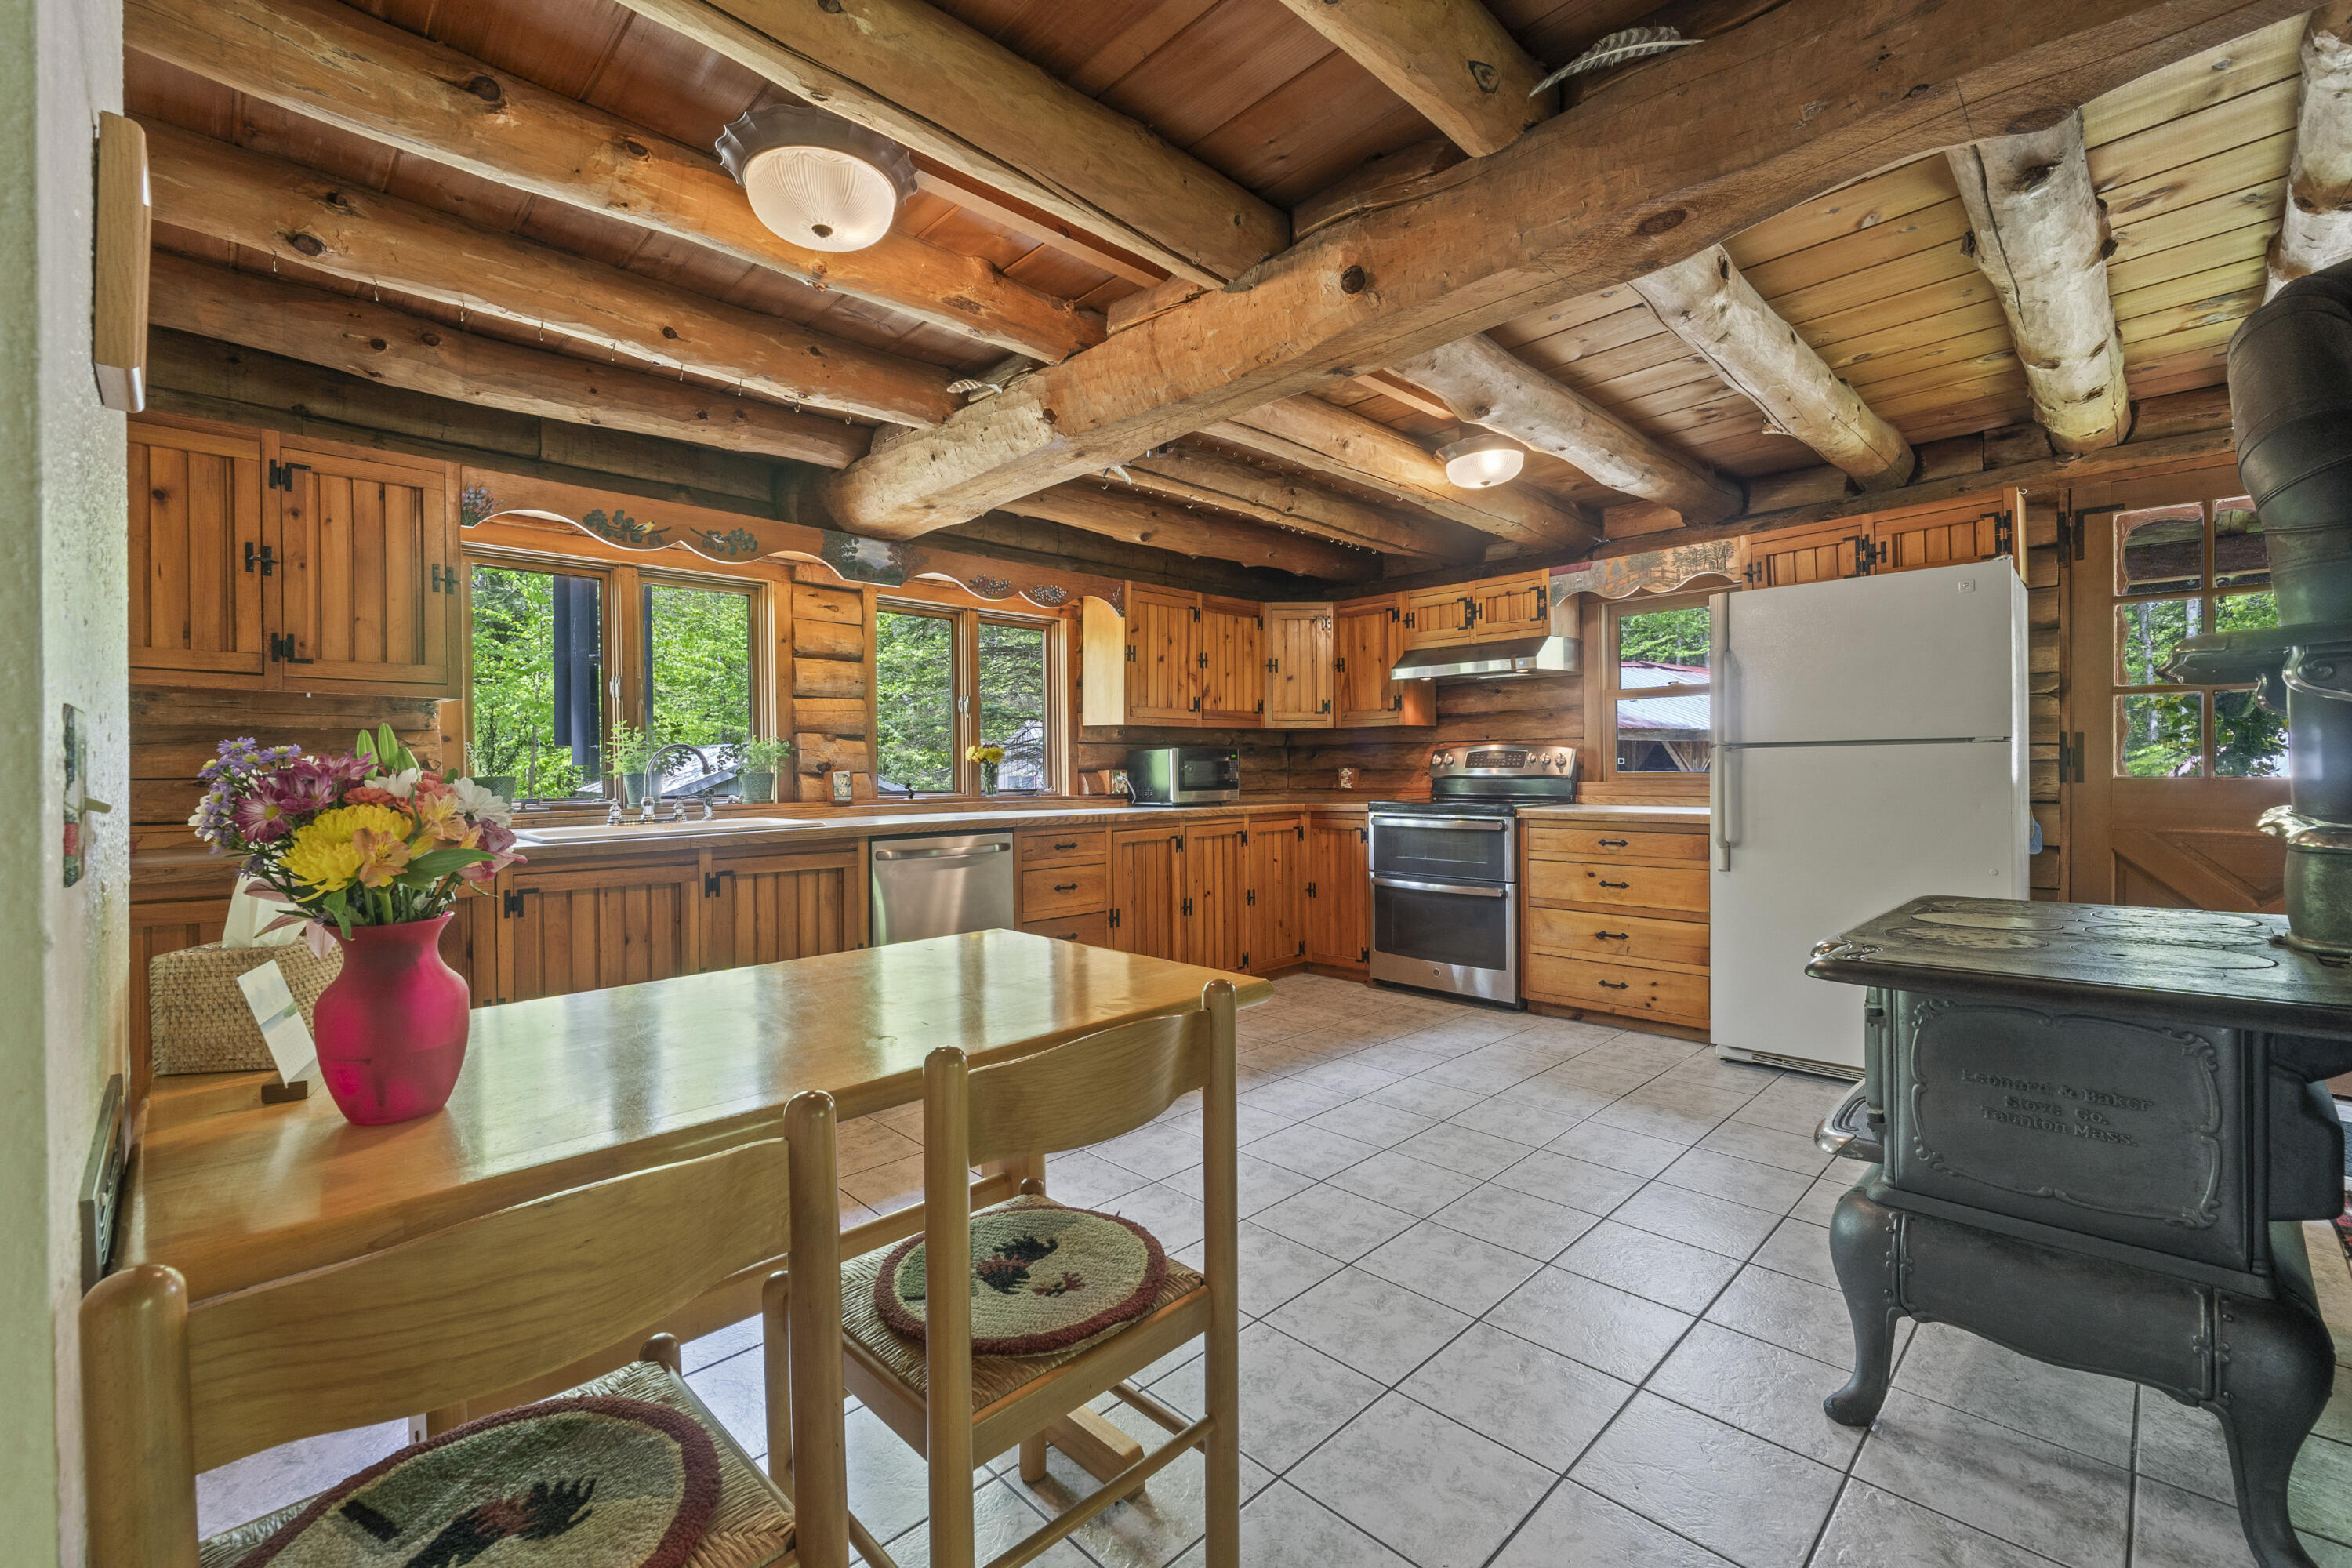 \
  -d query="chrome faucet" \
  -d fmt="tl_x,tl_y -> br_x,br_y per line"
641,742 -> 714,823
